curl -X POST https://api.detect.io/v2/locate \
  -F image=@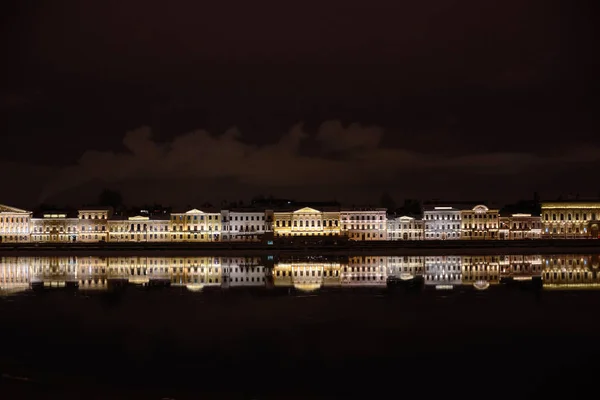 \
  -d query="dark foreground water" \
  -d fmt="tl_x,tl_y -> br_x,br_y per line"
2,254 -> 600,399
